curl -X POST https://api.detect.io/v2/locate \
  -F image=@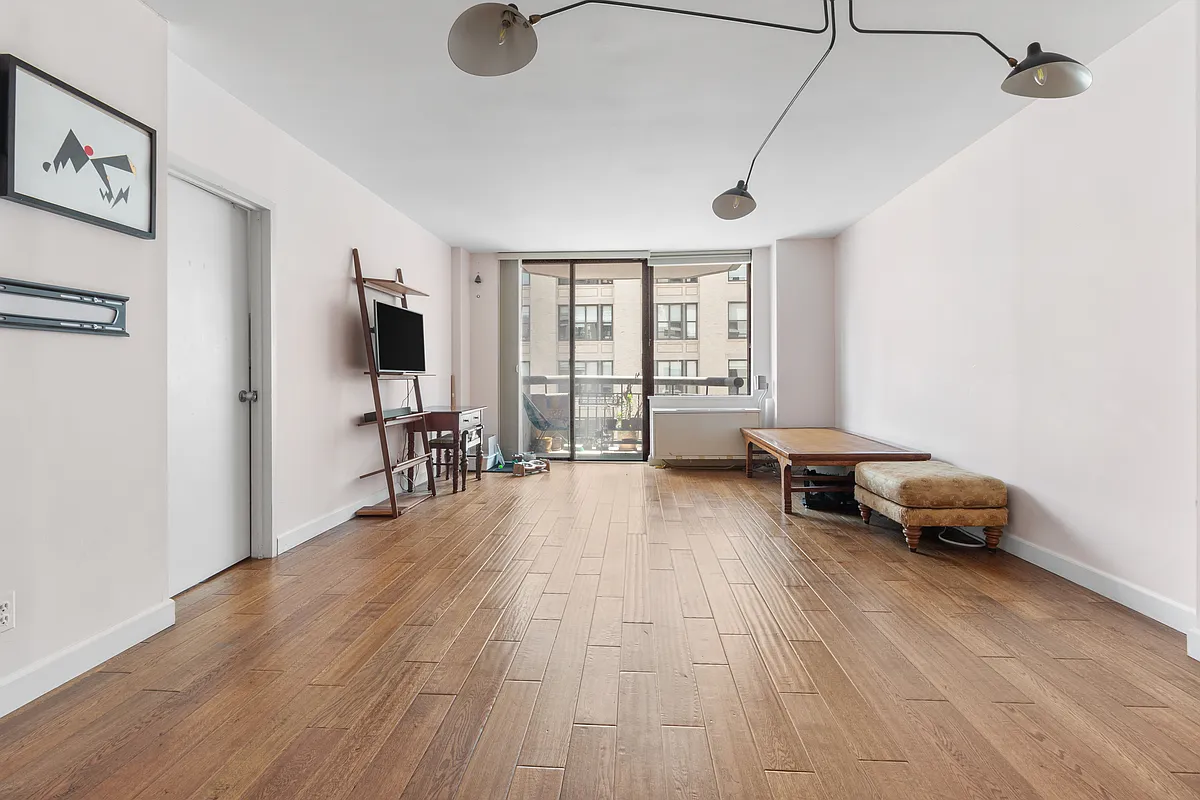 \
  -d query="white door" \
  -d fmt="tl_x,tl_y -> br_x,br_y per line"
168,176 -> 252,595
